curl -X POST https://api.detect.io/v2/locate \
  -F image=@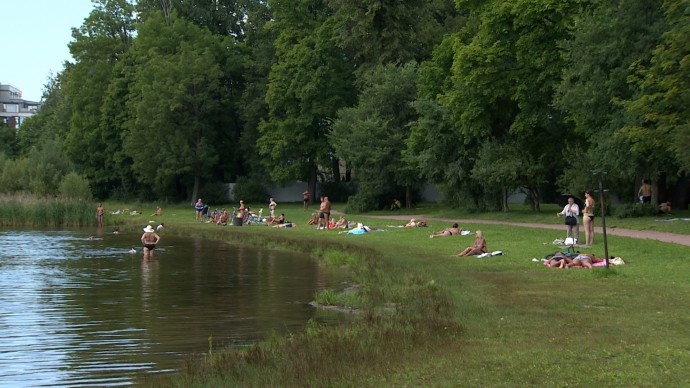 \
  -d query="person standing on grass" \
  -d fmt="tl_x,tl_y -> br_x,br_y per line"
269,197 -> 277,219
638,179 -> 652,203
583,191 -> 595,246
96,203 -> 105,228
318,196 -> 331,230
557,196 -> 580,243
303,189 -> 310,211
195,198 -> 204,222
